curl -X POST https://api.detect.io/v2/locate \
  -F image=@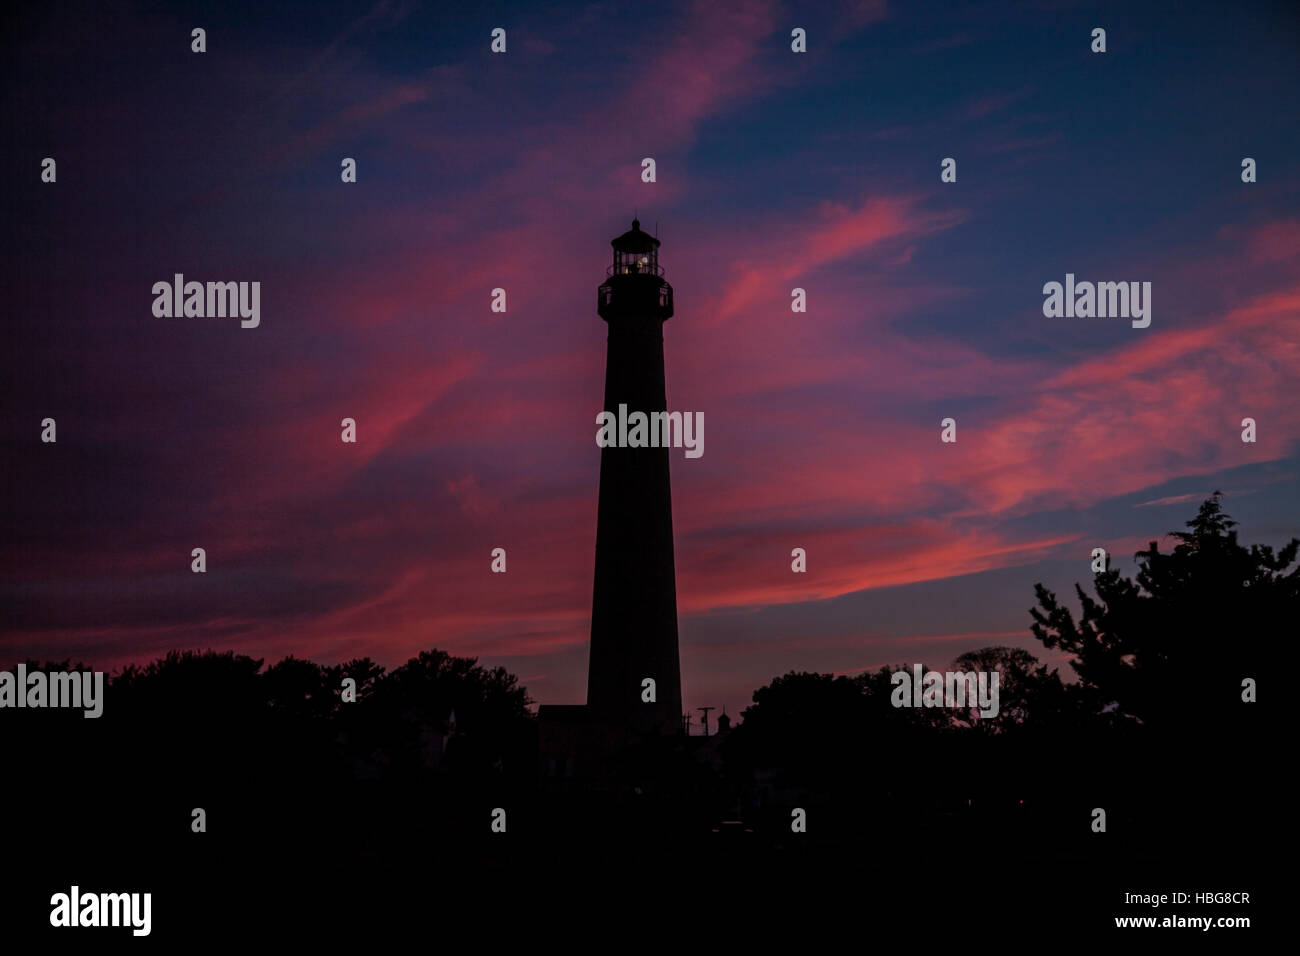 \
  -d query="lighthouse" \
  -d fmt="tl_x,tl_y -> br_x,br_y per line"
586,219 -> 683,737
